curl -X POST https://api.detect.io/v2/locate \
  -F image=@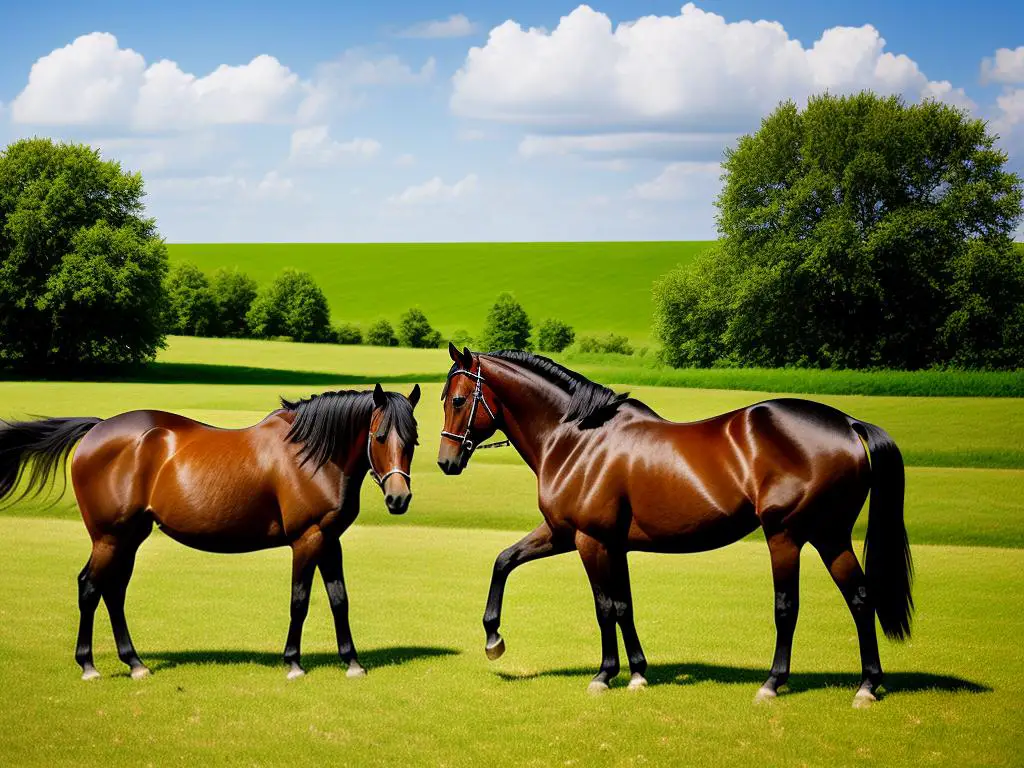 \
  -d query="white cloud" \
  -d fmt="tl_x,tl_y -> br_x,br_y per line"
452,4 -> 972,130
518,131 -> 734,160
12,32 -> 302,128
389,174 -> 478,204
298,50 -> 436,122
982,46 -> 1024,85
147,170 -> 295,202
630,162 -> 721,202
398,14 -> 478,39
289,125 -> 381,166
992,87 -> 1024,148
